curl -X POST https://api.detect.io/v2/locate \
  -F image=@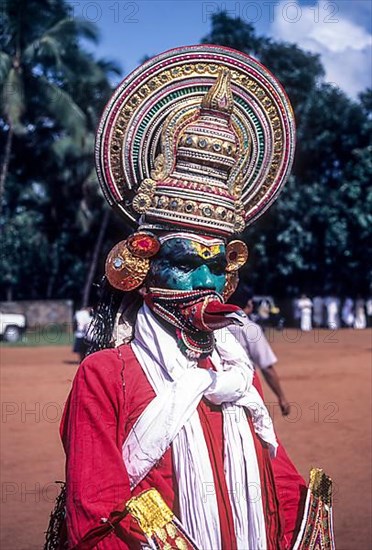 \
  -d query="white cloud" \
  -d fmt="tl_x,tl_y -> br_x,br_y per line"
271,0 -> 372,98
